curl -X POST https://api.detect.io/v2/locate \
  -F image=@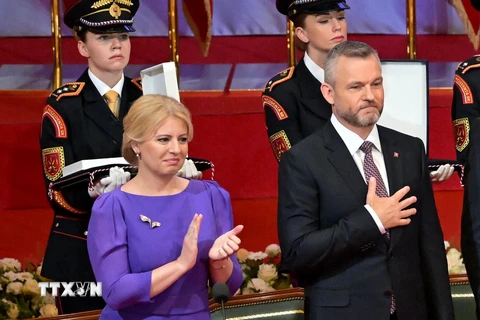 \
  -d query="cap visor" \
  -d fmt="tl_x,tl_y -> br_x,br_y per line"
88,25 -> 135,34
302,2 -> 350,15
